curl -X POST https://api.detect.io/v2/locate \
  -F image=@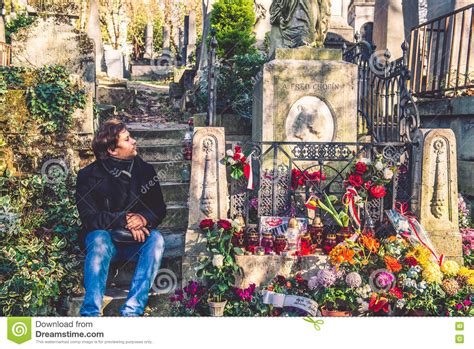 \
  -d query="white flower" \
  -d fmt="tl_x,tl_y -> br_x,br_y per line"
358,301 -> 369,313
231,219 -> 242,231
395,299 -> 406,309
359,157 -> 371,164
212,254 -> 224,268
383,168 -> 394,180
375,161 -> 384,171
226,149 -> 234,157
228,158 -> 236,165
